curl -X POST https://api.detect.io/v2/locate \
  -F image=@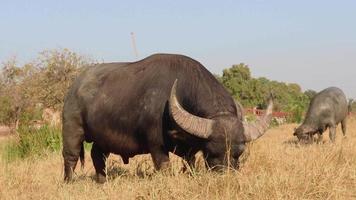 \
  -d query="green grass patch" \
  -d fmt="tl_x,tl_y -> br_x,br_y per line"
3,125 -> 62,161
84,141 -> 92,151
2,125 -> 92,162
